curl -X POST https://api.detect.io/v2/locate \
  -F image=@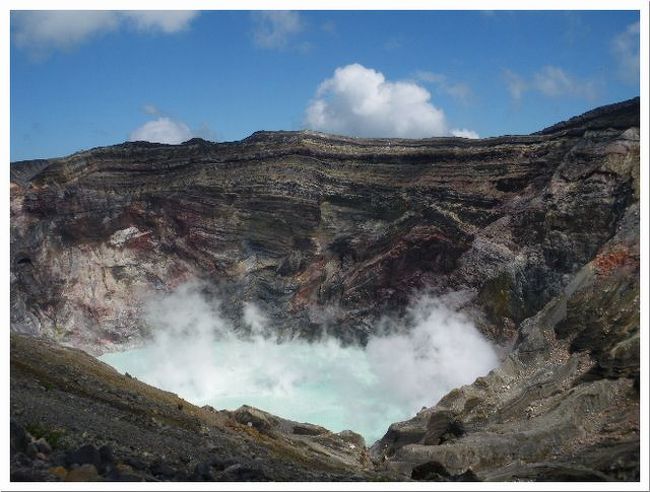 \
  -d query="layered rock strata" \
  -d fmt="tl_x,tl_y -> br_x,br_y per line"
11,99 -> 639,351
10,98 -> 640,481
